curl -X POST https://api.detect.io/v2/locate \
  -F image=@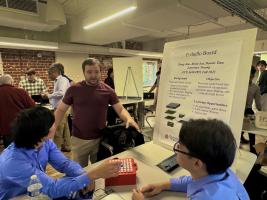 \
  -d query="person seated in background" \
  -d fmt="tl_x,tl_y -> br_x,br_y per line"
241,66 -> 261,153
0,74 -> 35,148
0,107 -> 121,199
132,119 -> 249,200
19,68 -> 46,96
